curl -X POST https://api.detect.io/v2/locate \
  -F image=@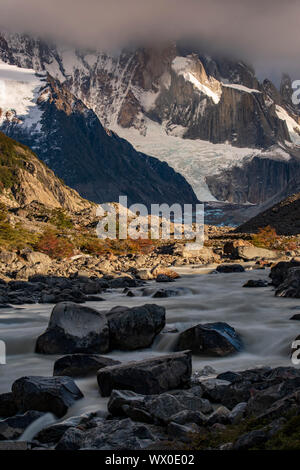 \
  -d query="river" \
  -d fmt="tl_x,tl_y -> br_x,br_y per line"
0,266 -> 299,421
